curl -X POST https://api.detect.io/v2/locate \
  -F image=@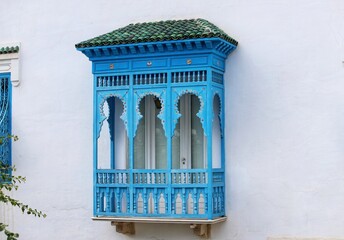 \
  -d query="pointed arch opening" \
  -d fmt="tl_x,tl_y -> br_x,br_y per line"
134,94 -> 167,169
172,93 -> 206,169
97,96 -> 128,169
